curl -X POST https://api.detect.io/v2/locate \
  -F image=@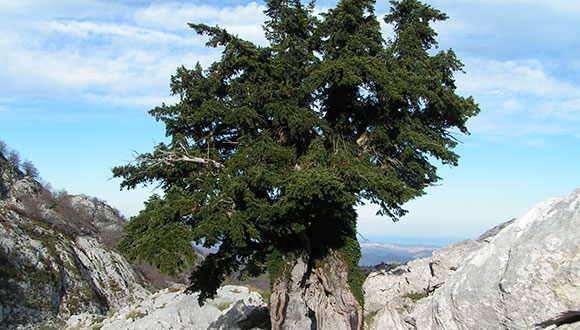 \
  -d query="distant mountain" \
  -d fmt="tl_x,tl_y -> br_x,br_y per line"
359,242 -> 439,266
